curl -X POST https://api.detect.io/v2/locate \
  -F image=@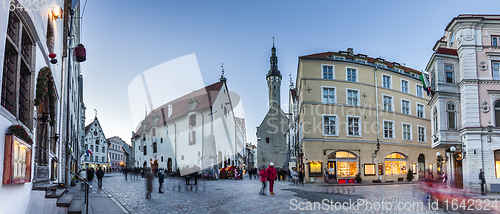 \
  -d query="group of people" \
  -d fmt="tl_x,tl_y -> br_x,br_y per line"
258,162 -> 279,195
77,167 -> 105,190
